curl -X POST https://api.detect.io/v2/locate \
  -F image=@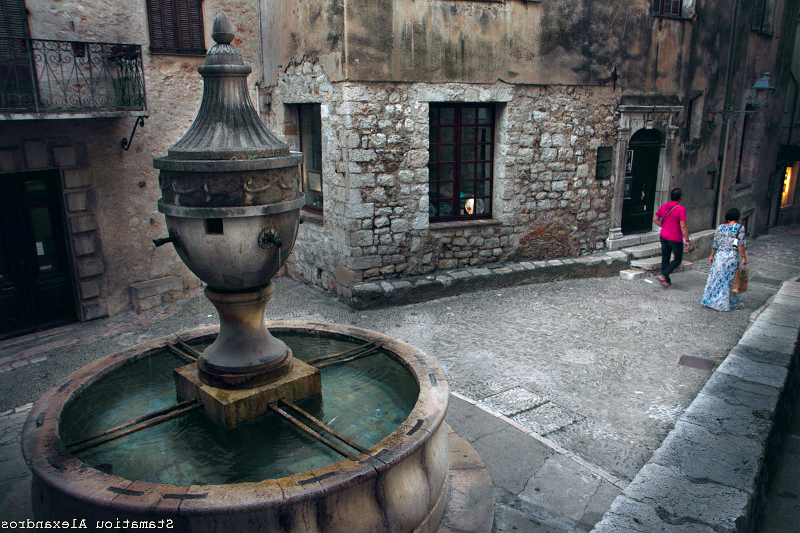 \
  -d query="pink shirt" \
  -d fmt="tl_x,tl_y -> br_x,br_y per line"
655,202 -> 686,242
